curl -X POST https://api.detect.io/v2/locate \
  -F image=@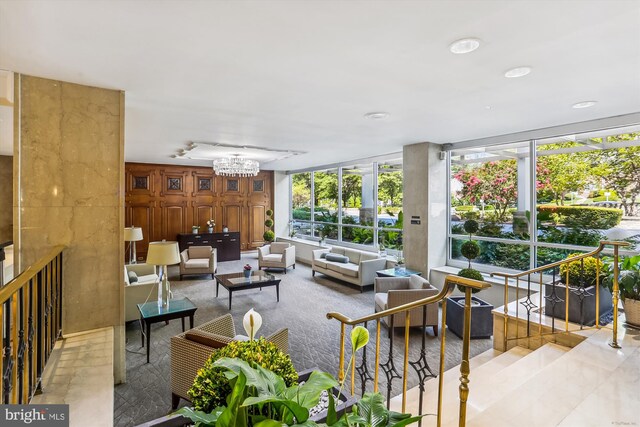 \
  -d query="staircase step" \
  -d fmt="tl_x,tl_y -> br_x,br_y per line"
439,343 -> 569,426
390,345 -> 533,424
467,328 -> 640,427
